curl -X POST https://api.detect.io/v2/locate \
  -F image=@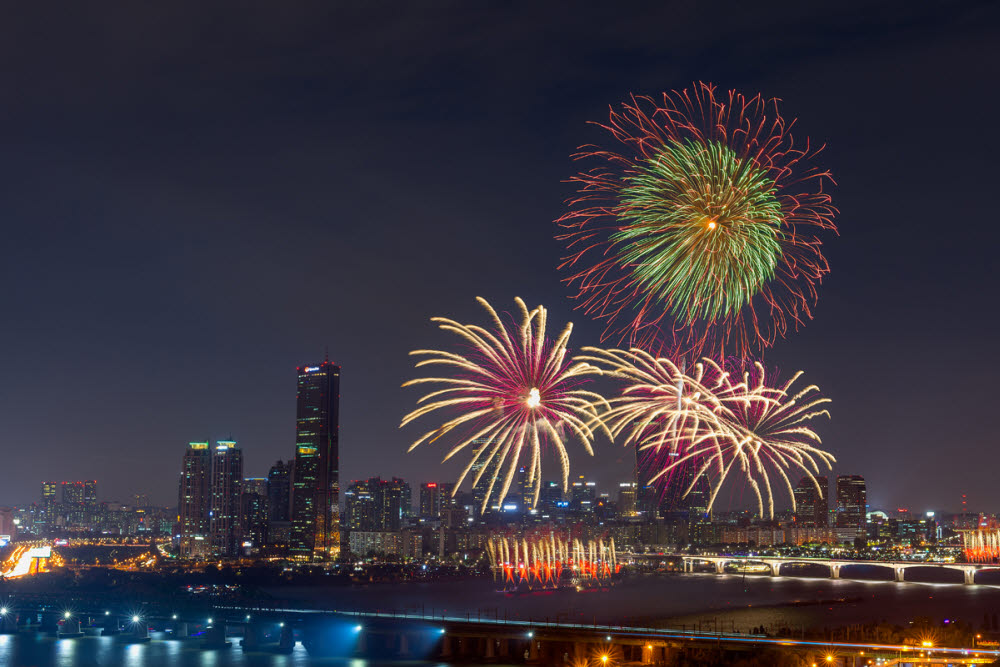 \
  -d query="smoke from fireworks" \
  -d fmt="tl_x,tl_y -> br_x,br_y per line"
557,82 -> 837,355
401,297 -> 608,513
578,346 -> 834,519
